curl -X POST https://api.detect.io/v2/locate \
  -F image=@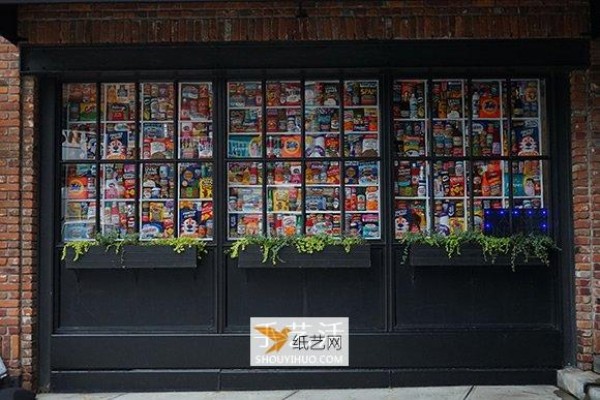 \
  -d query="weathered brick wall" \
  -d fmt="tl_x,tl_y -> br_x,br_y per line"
0,37 -> 37,390
0,0 -> 596,389
571,39 -> 600,371
17,1 -> 589,44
